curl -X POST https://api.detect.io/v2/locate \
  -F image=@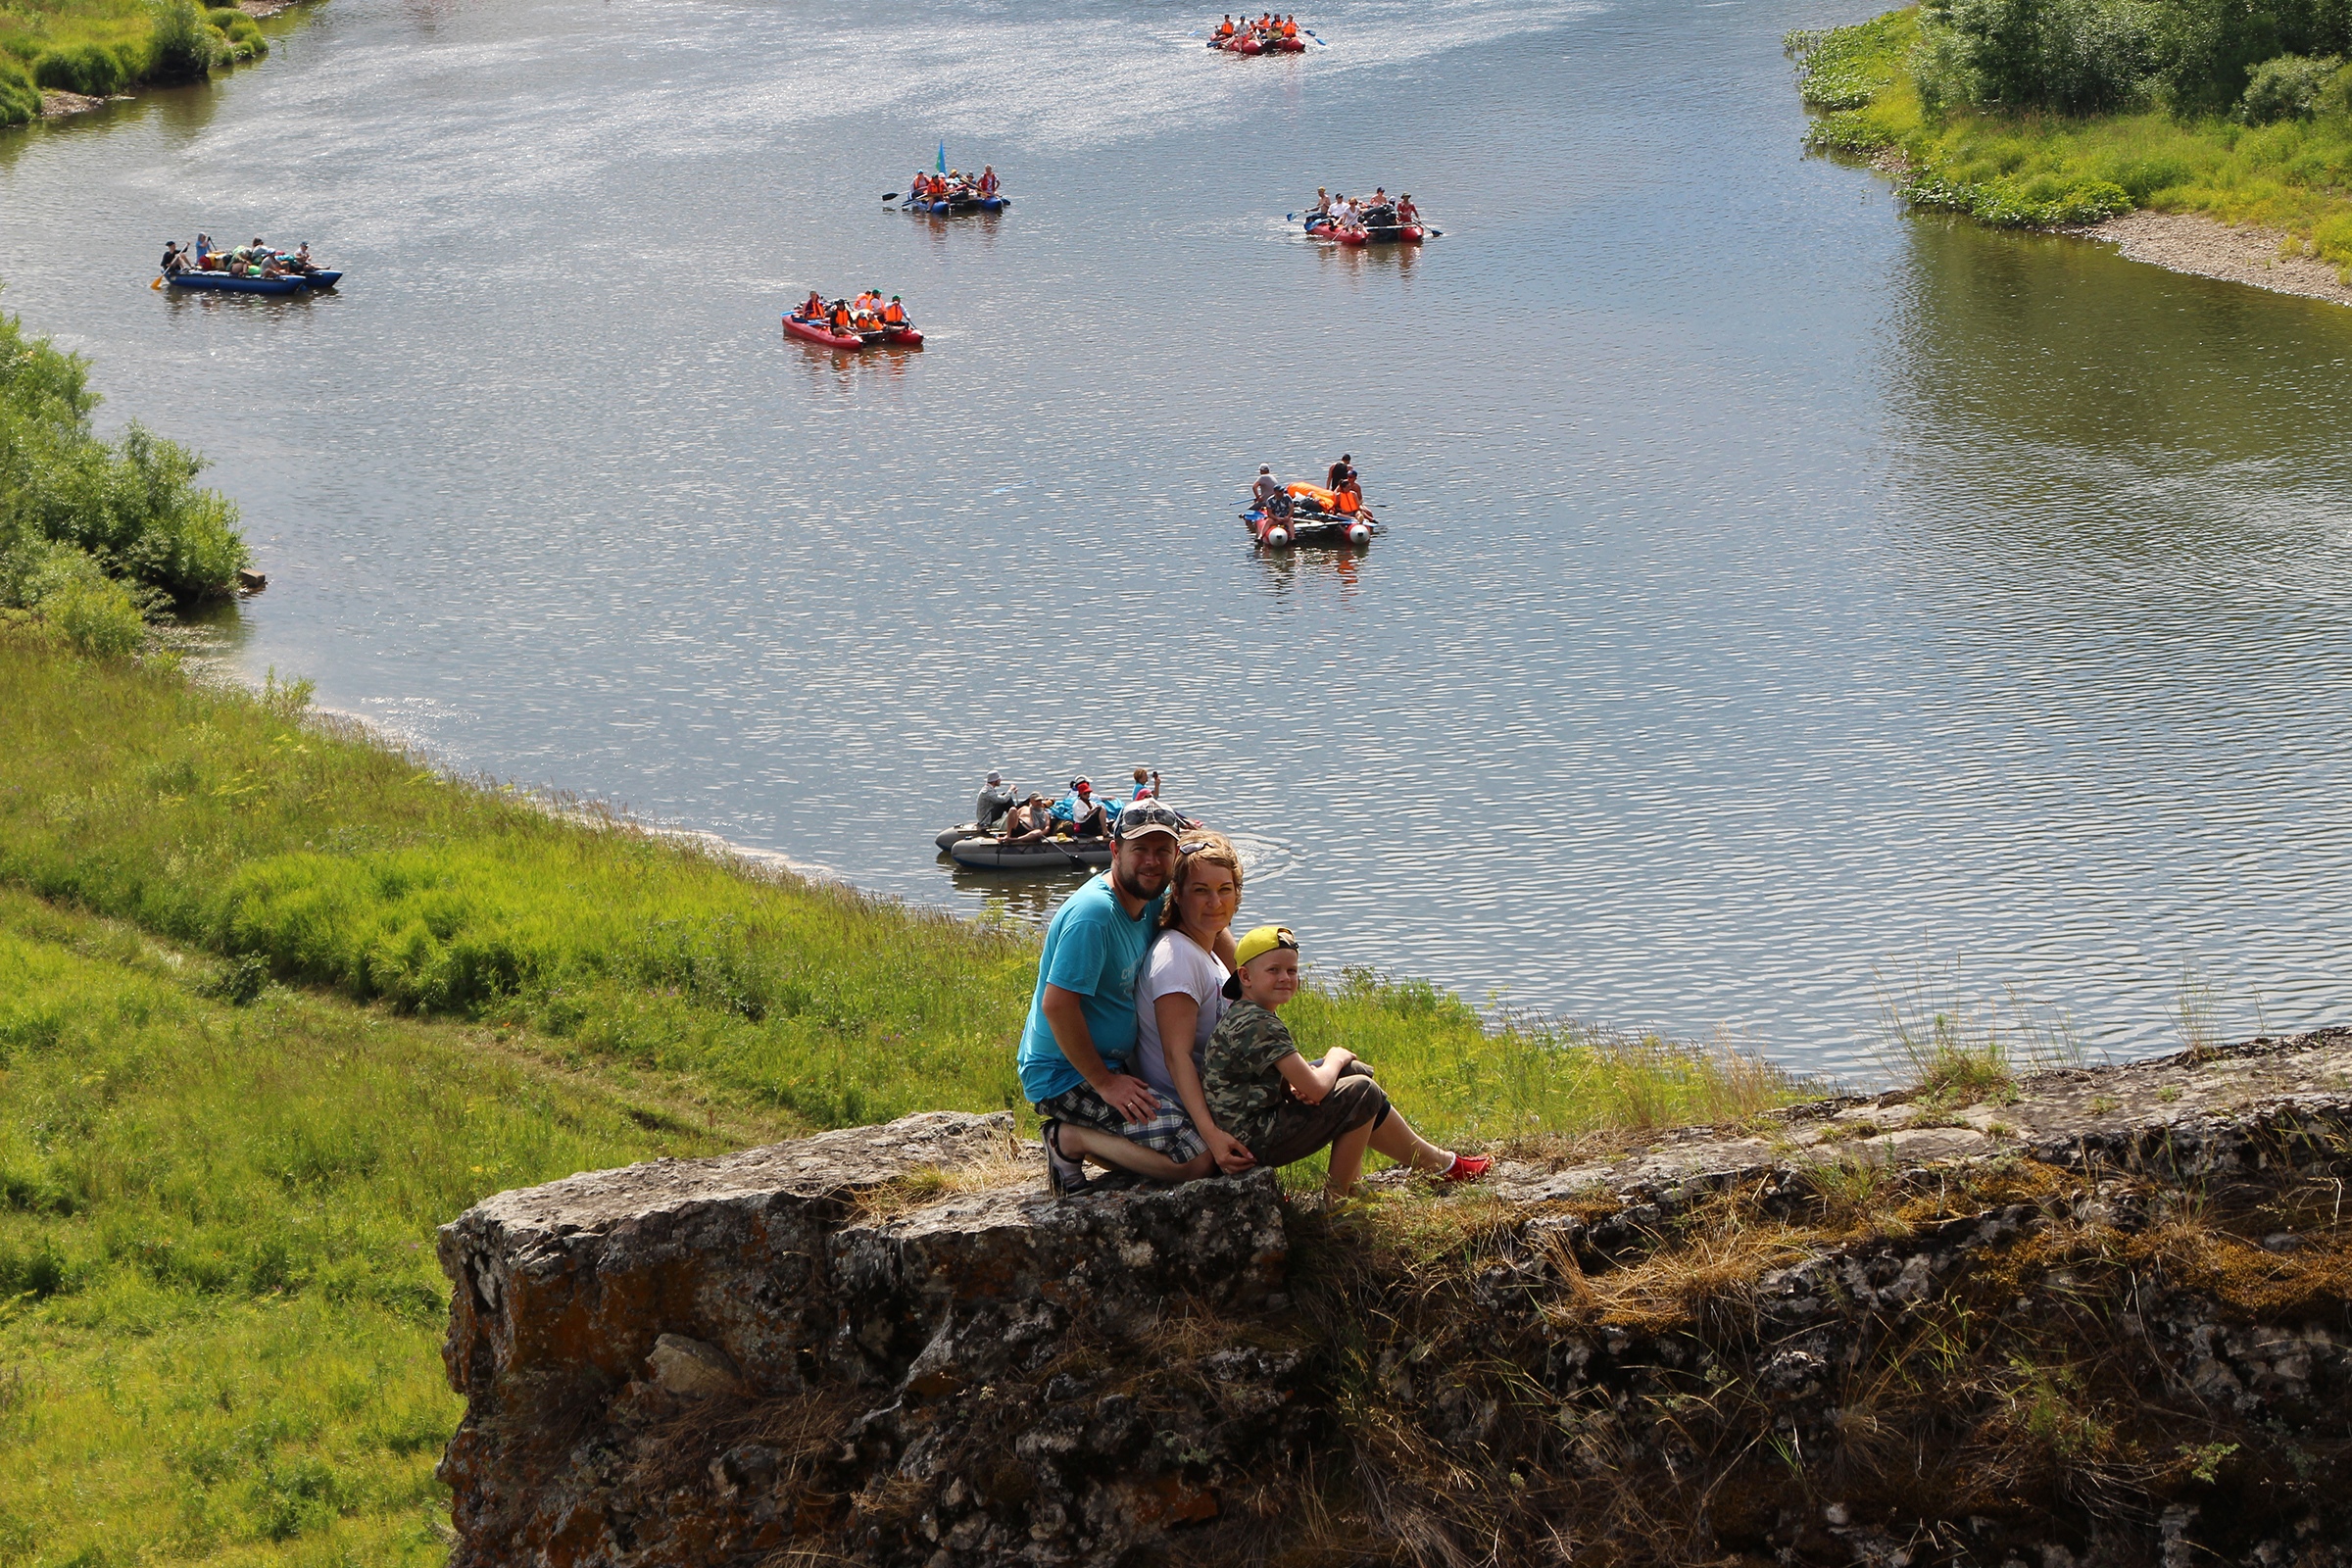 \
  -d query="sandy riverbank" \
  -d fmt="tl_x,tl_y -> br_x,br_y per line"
2077,209 -> 2352,308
